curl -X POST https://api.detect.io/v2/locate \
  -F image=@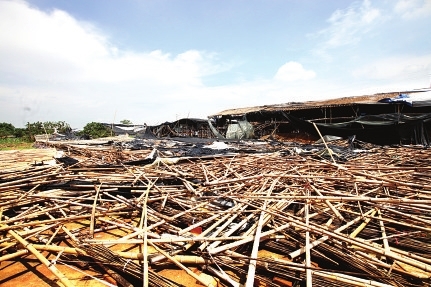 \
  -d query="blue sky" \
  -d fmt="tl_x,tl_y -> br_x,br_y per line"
1,0 -> 430,128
